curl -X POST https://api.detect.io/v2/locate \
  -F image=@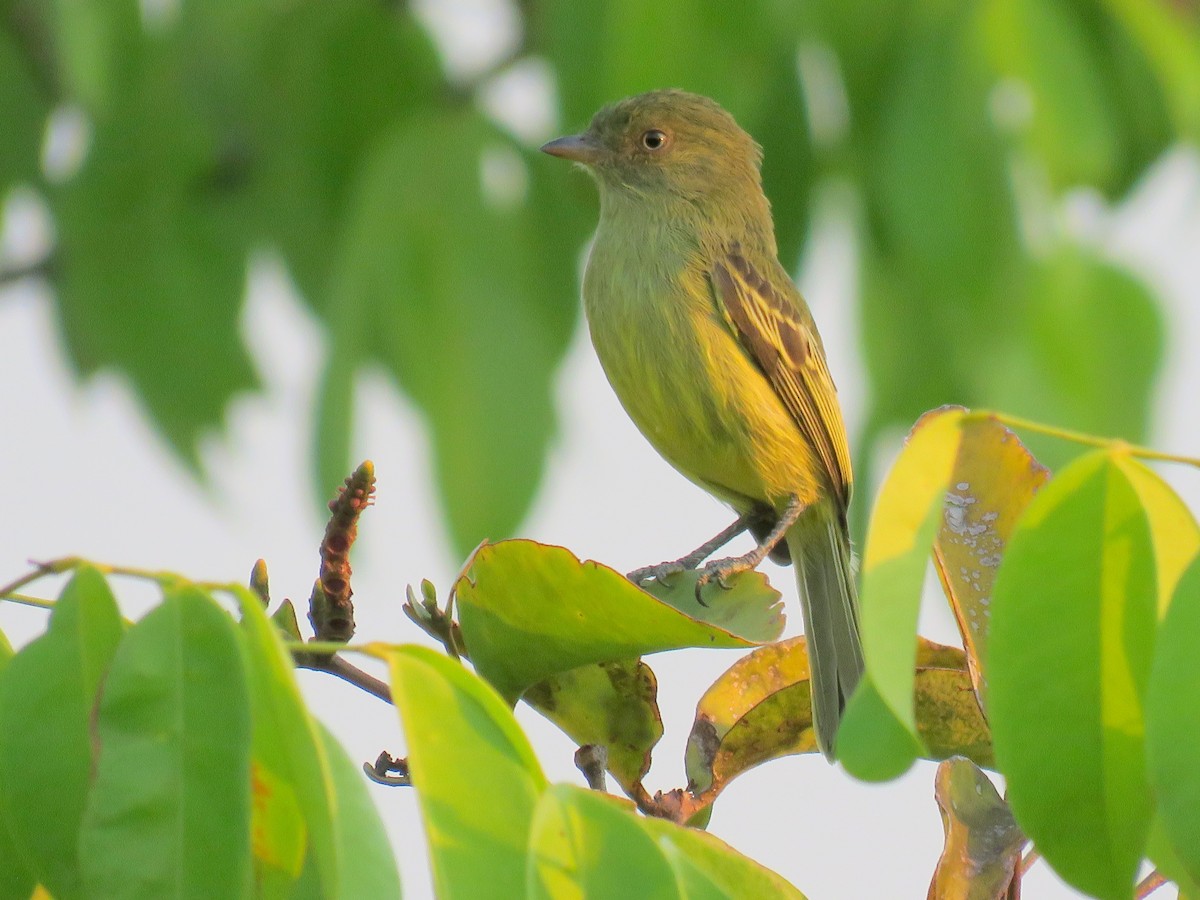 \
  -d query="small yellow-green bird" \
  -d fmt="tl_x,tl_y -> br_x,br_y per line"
542,89 -> 862,759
